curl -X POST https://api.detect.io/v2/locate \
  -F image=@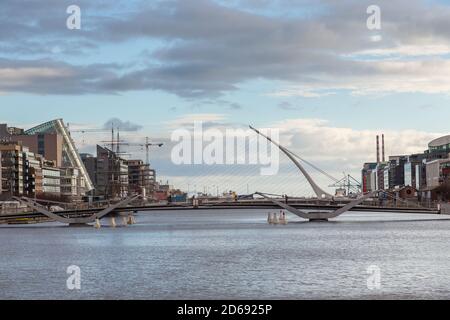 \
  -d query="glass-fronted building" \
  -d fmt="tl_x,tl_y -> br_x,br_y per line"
25,119 -> 94,192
